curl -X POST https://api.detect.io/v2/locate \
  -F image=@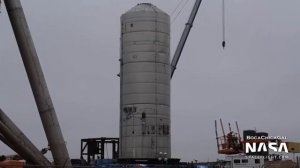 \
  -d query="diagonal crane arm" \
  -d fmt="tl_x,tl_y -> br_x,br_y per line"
171,0 -> 202,78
